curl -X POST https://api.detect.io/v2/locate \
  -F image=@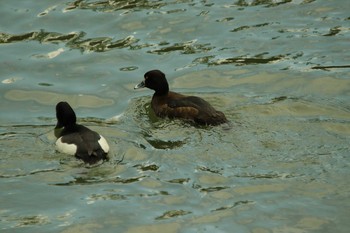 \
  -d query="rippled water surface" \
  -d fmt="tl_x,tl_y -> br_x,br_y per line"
1,0 -> 350,232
